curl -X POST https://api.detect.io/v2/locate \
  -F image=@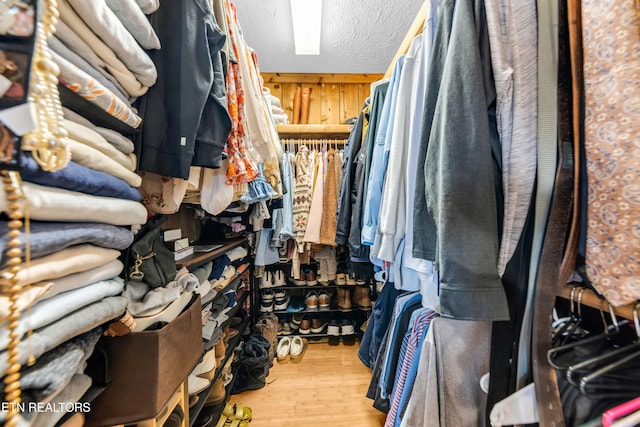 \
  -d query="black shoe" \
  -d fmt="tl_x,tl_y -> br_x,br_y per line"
327,319 -> 340,346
